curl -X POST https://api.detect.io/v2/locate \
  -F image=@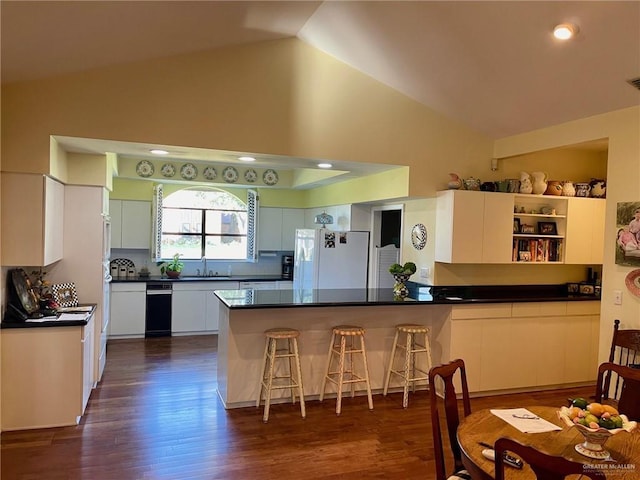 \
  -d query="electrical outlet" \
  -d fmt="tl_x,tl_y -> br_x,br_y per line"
420,267 -> 430,278
613,290 -> 623,305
